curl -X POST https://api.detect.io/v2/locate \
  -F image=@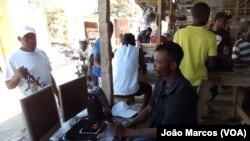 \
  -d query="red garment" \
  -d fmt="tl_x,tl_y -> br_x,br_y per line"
151,34 -> 168,44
